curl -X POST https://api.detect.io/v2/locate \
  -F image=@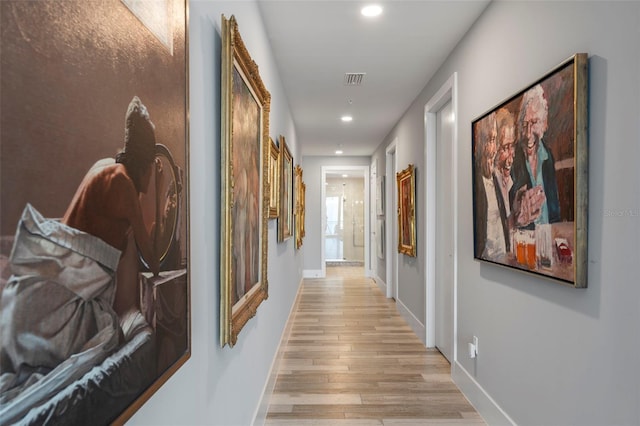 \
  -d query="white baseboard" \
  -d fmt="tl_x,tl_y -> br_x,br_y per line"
371,274 -> 387,294
303,269 -> 323,278
452,361 -> 516,426
252,278 -> 304,426
395,297 -> 426,346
